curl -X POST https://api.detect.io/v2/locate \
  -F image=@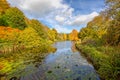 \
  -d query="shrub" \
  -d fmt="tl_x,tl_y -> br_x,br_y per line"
0,16 -> 8,26
3,7 -> 27,30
